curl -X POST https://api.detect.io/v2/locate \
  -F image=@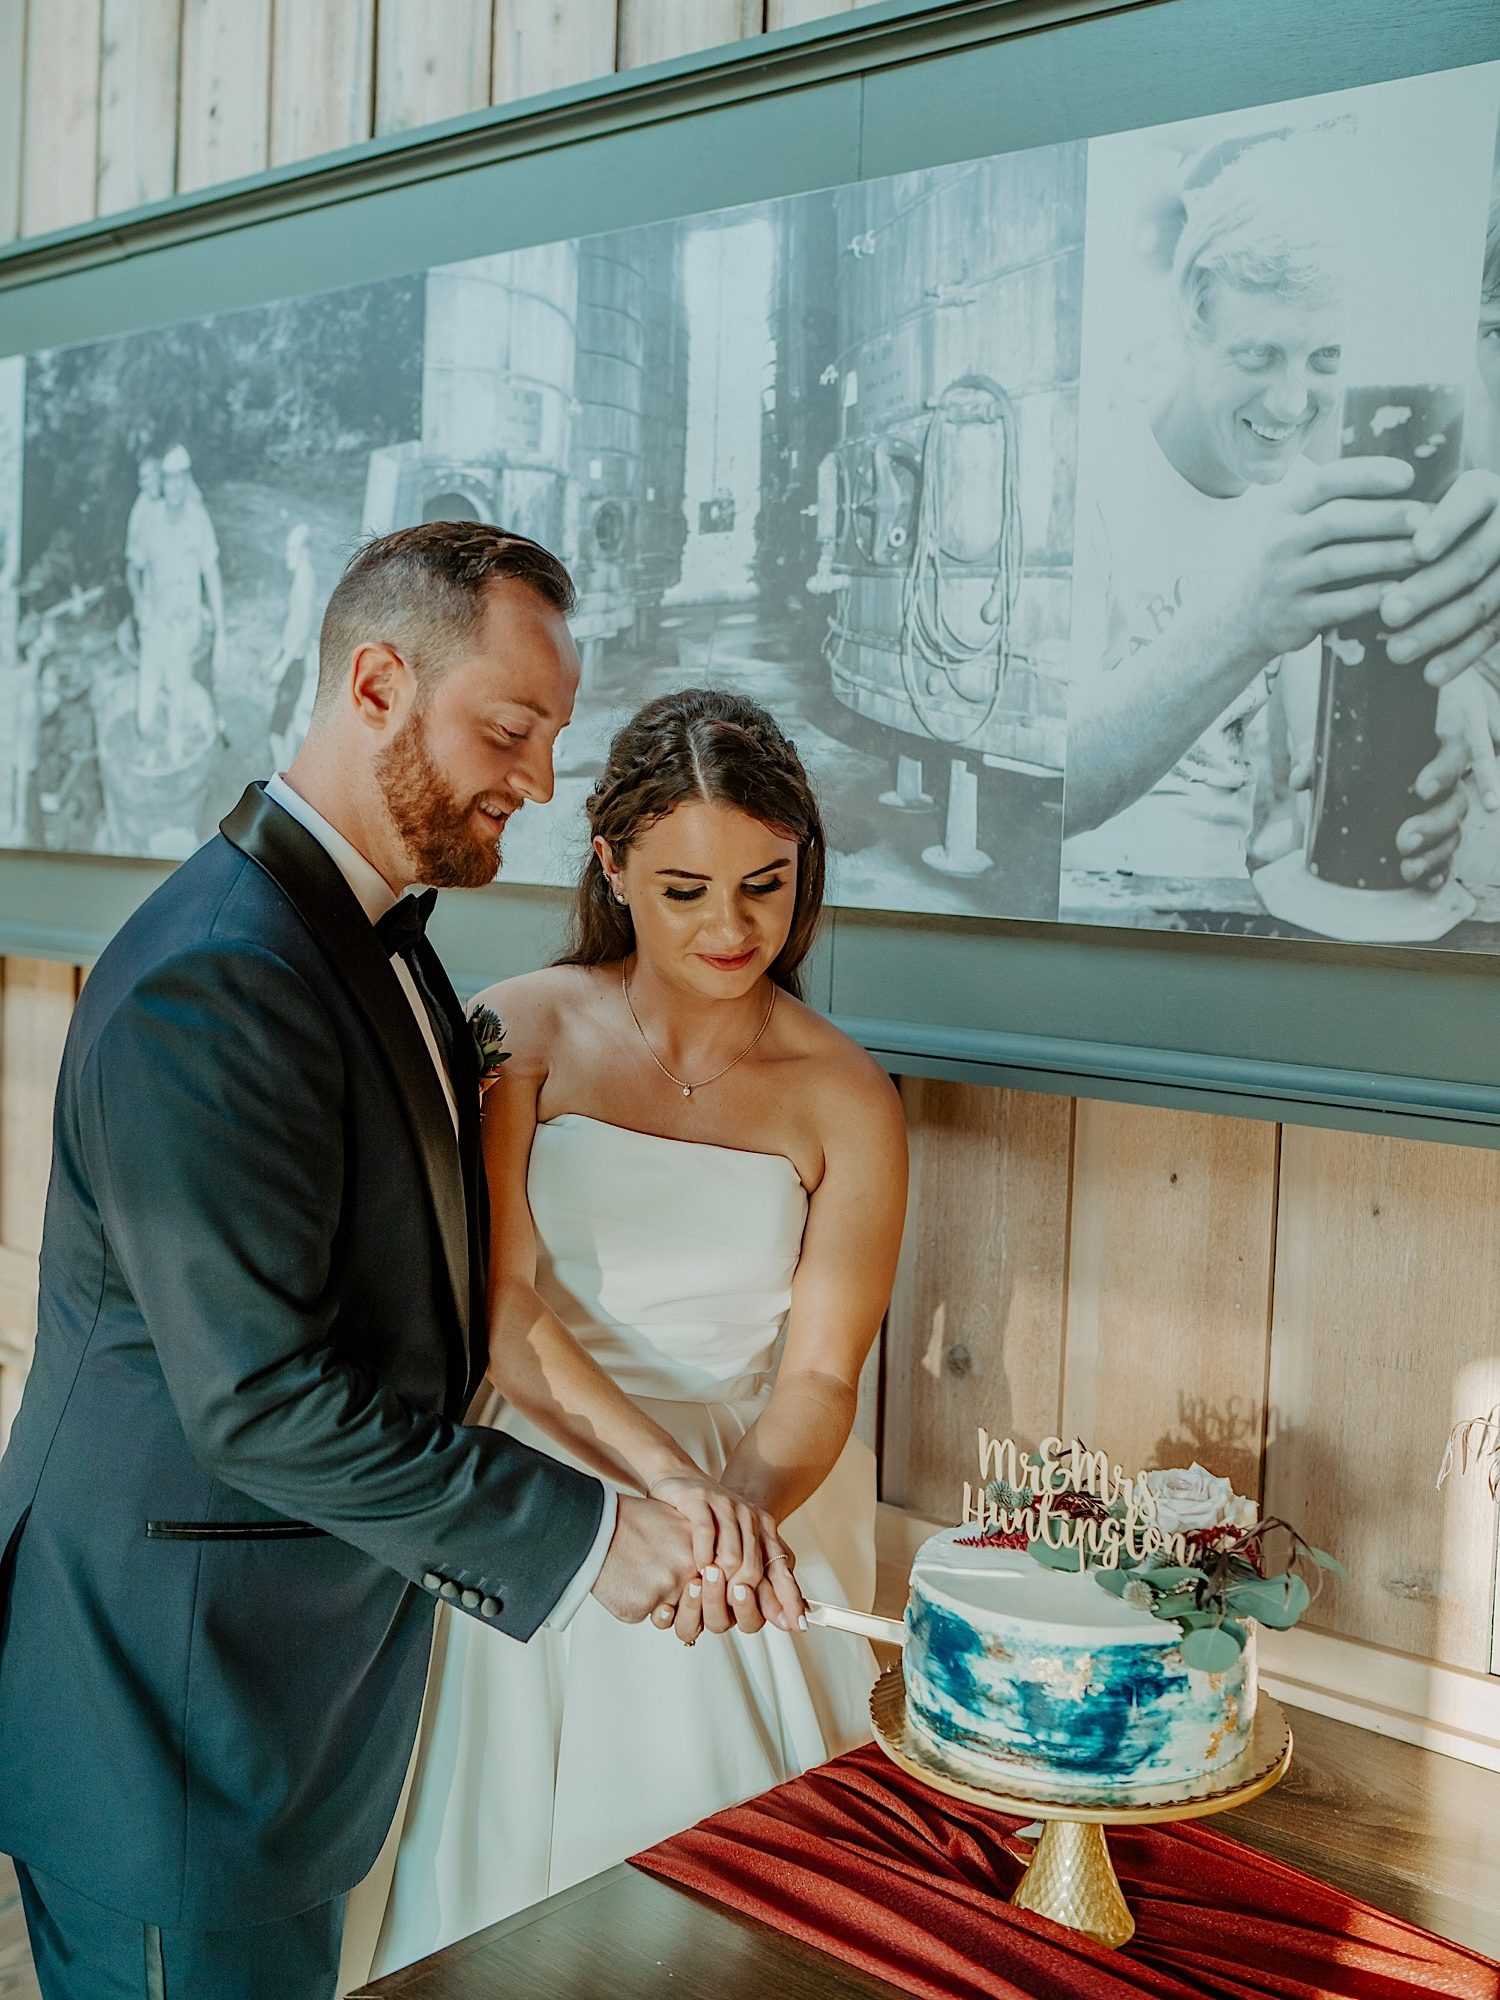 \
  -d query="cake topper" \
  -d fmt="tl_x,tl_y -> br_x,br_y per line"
960,1431 -> 1344,1673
